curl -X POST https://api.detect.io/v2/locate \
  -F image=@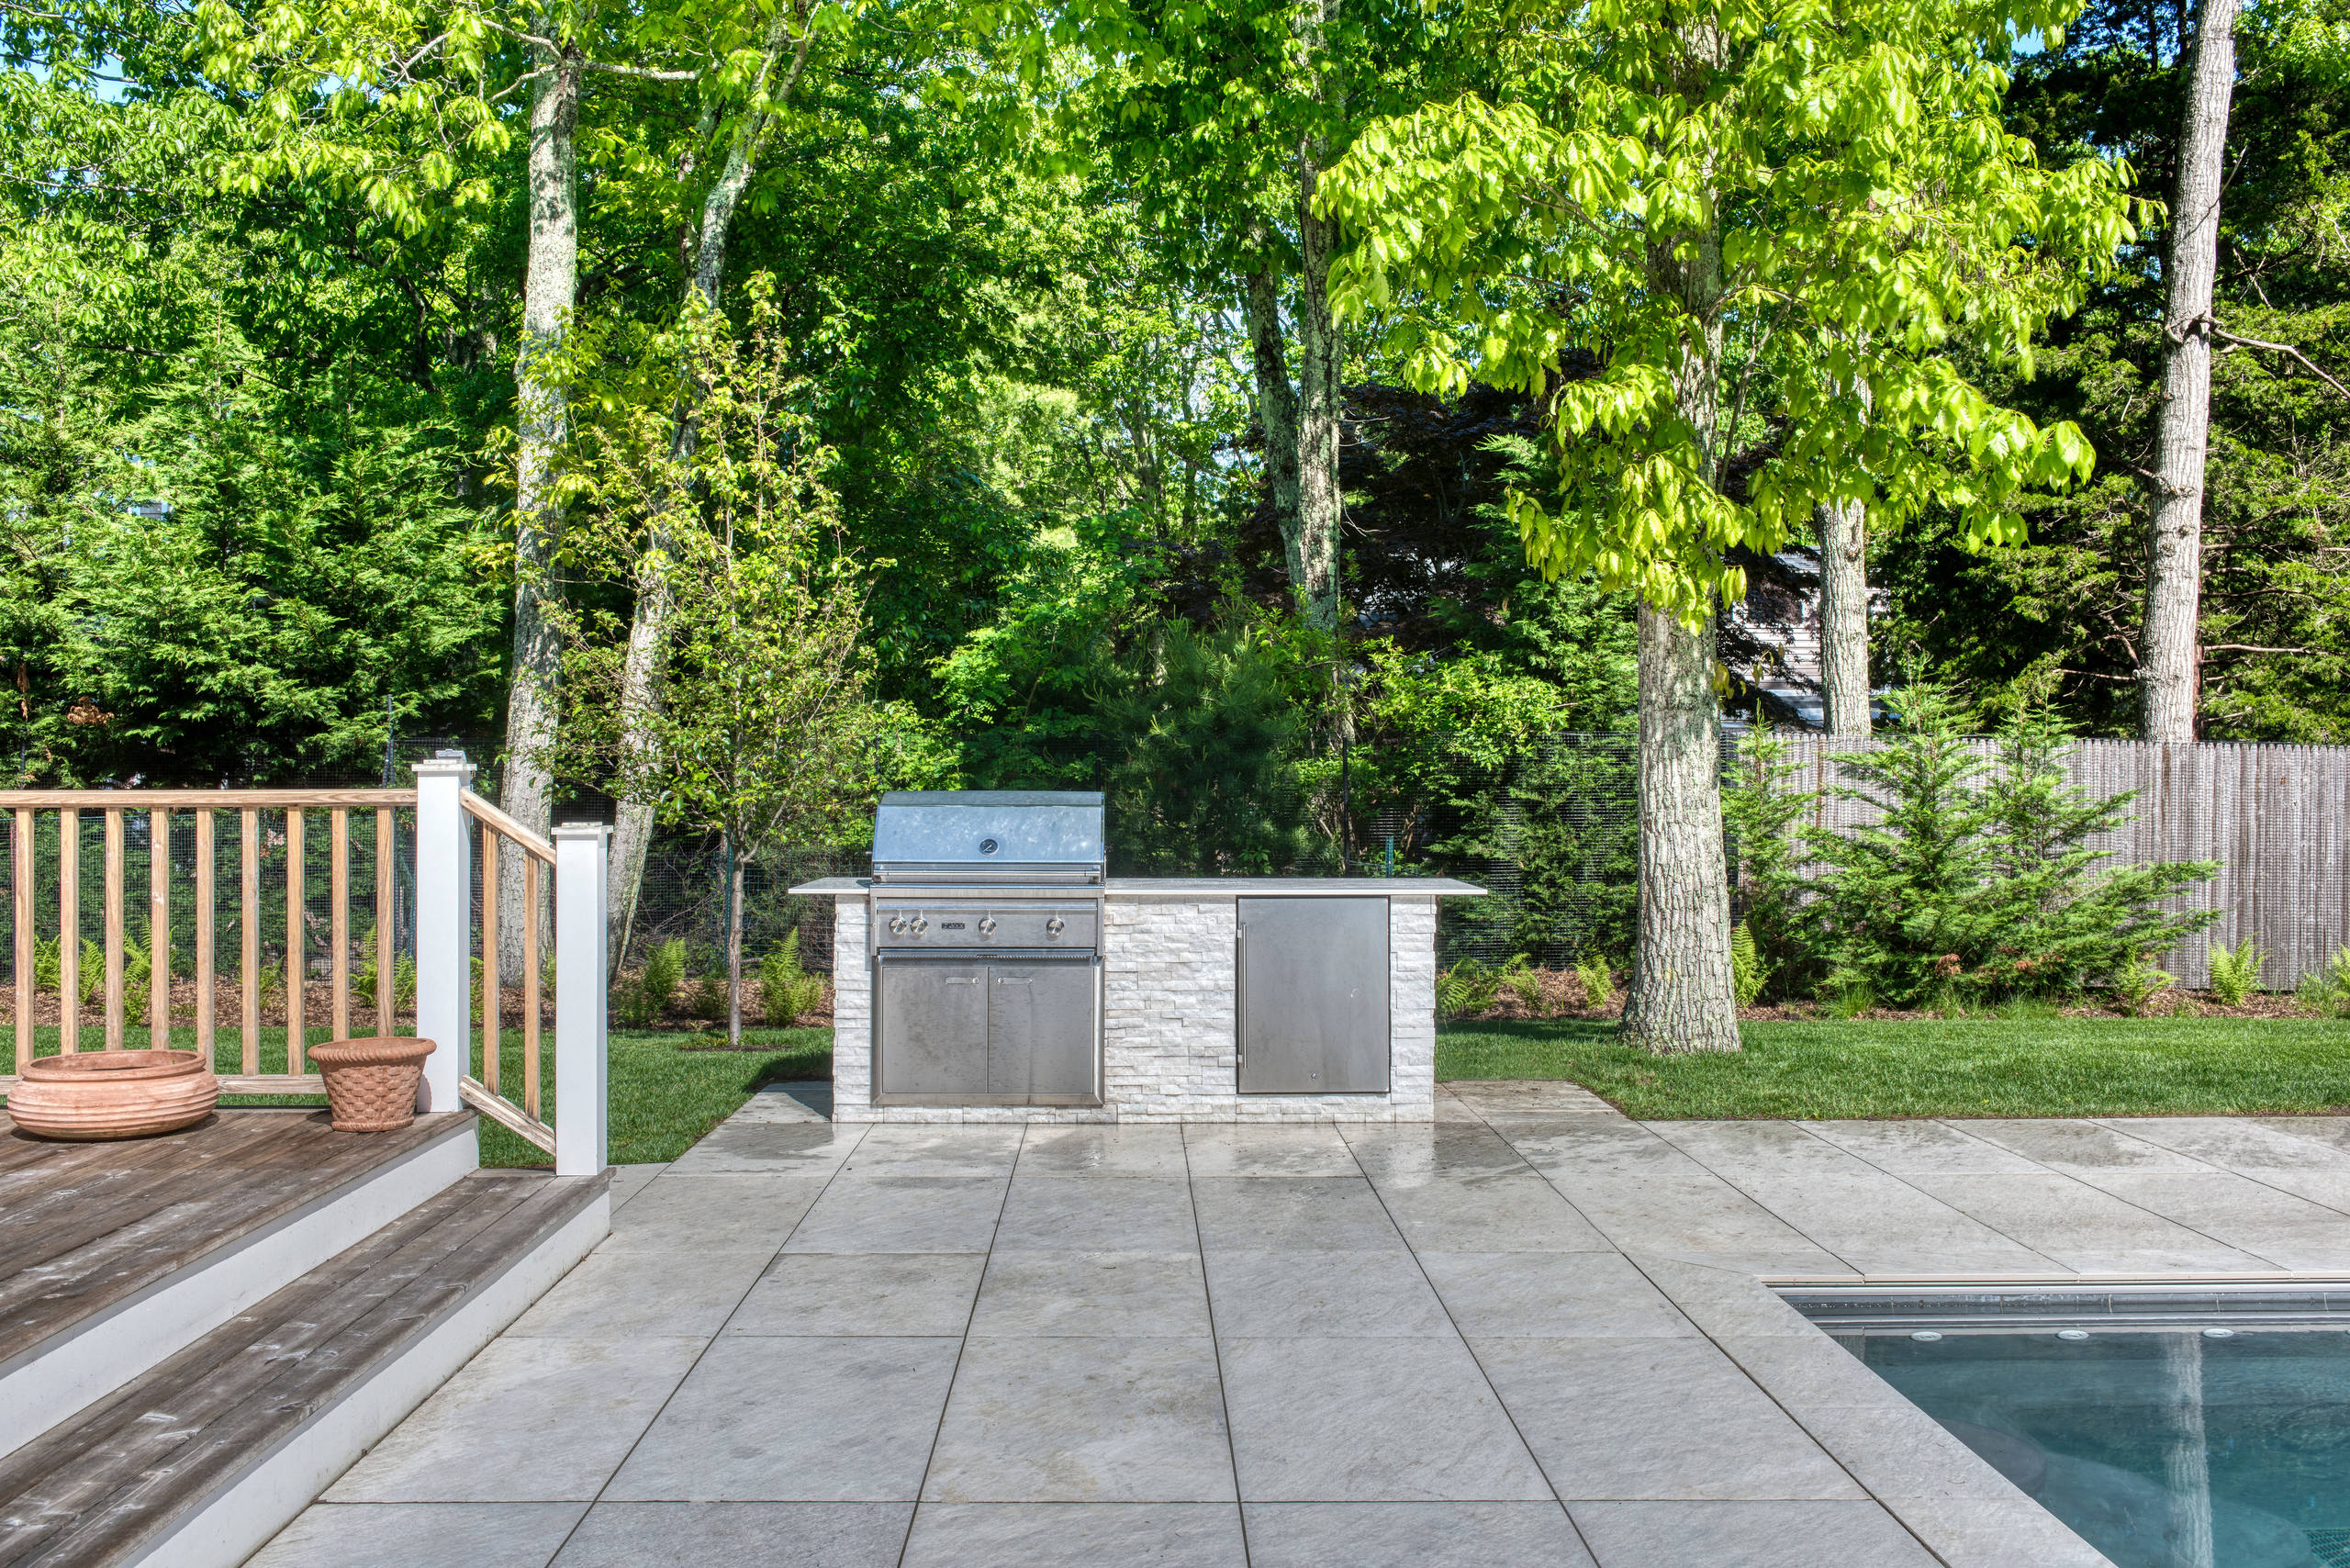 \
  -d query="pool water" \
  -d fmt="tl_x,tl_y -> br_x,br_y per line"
1847,1329 -> 2350,1568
